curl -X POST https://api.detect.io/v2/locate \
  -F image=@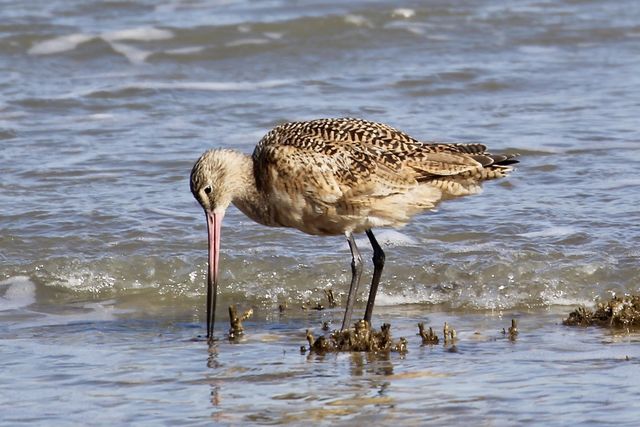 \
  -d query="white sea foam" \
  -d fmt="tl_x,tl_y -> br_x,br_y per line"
375,291 -> 439,306
164,46 -> 206,55
540,288 -> 595,307
28,27 -> 173,62
392,8 -> 416,19
454,244 -> 497,254
0,276 -> 36,311
7,300 -> 127,330
87,113 -> 115,120
101,27 -> 173,42
28,33 -> 95,55
108,42 -> 152,65
375,229 -> 418,246
101,27 -> 172,64
344,14 -> 373,28
353,229 -> 418,249
50,269 -> 115,293
264,32 -> 284,40
518,45 -> 560,55
375,292 -> 413,306
545,296 -> 595,307
518,226 -> 577,238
